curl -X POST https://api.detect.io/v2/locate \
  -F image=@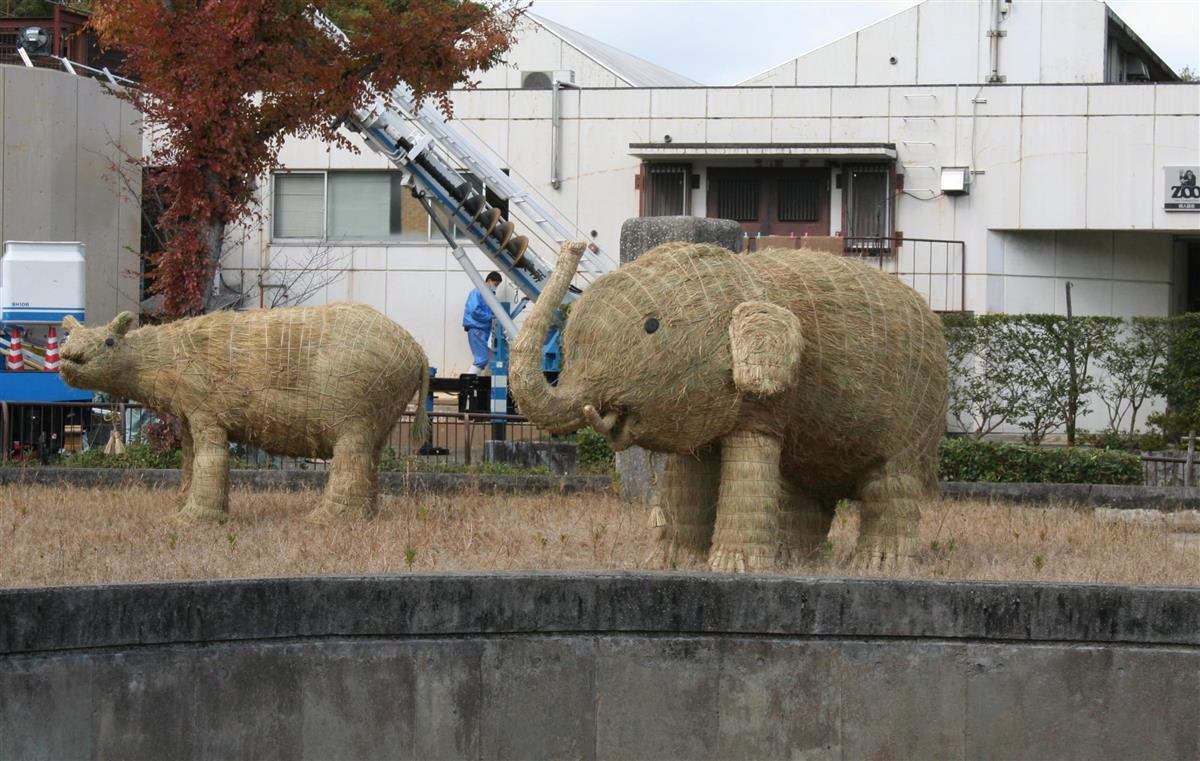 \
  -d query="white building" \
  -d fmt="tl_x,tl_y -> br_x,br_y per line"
223,0 -> 1200,381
